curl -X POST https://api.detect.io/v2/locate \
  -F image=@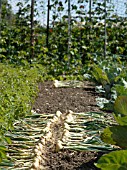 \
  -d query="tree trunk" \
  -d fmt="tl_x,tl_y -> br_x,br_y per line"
104,0 -> 107,58
68,0 -> 71,62
46,0 -> 50,48
30,0 -> 35,59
